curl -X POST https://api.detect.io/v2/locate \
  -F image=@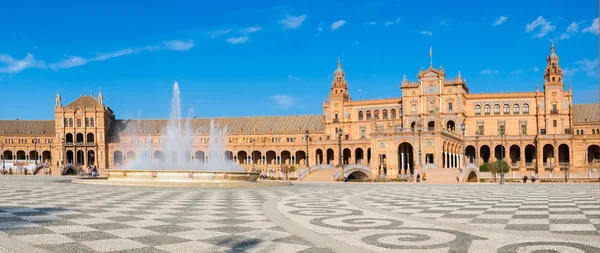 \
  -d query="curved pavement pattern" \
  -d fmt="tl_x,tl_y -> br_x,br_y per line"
0,177 -> 599,253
